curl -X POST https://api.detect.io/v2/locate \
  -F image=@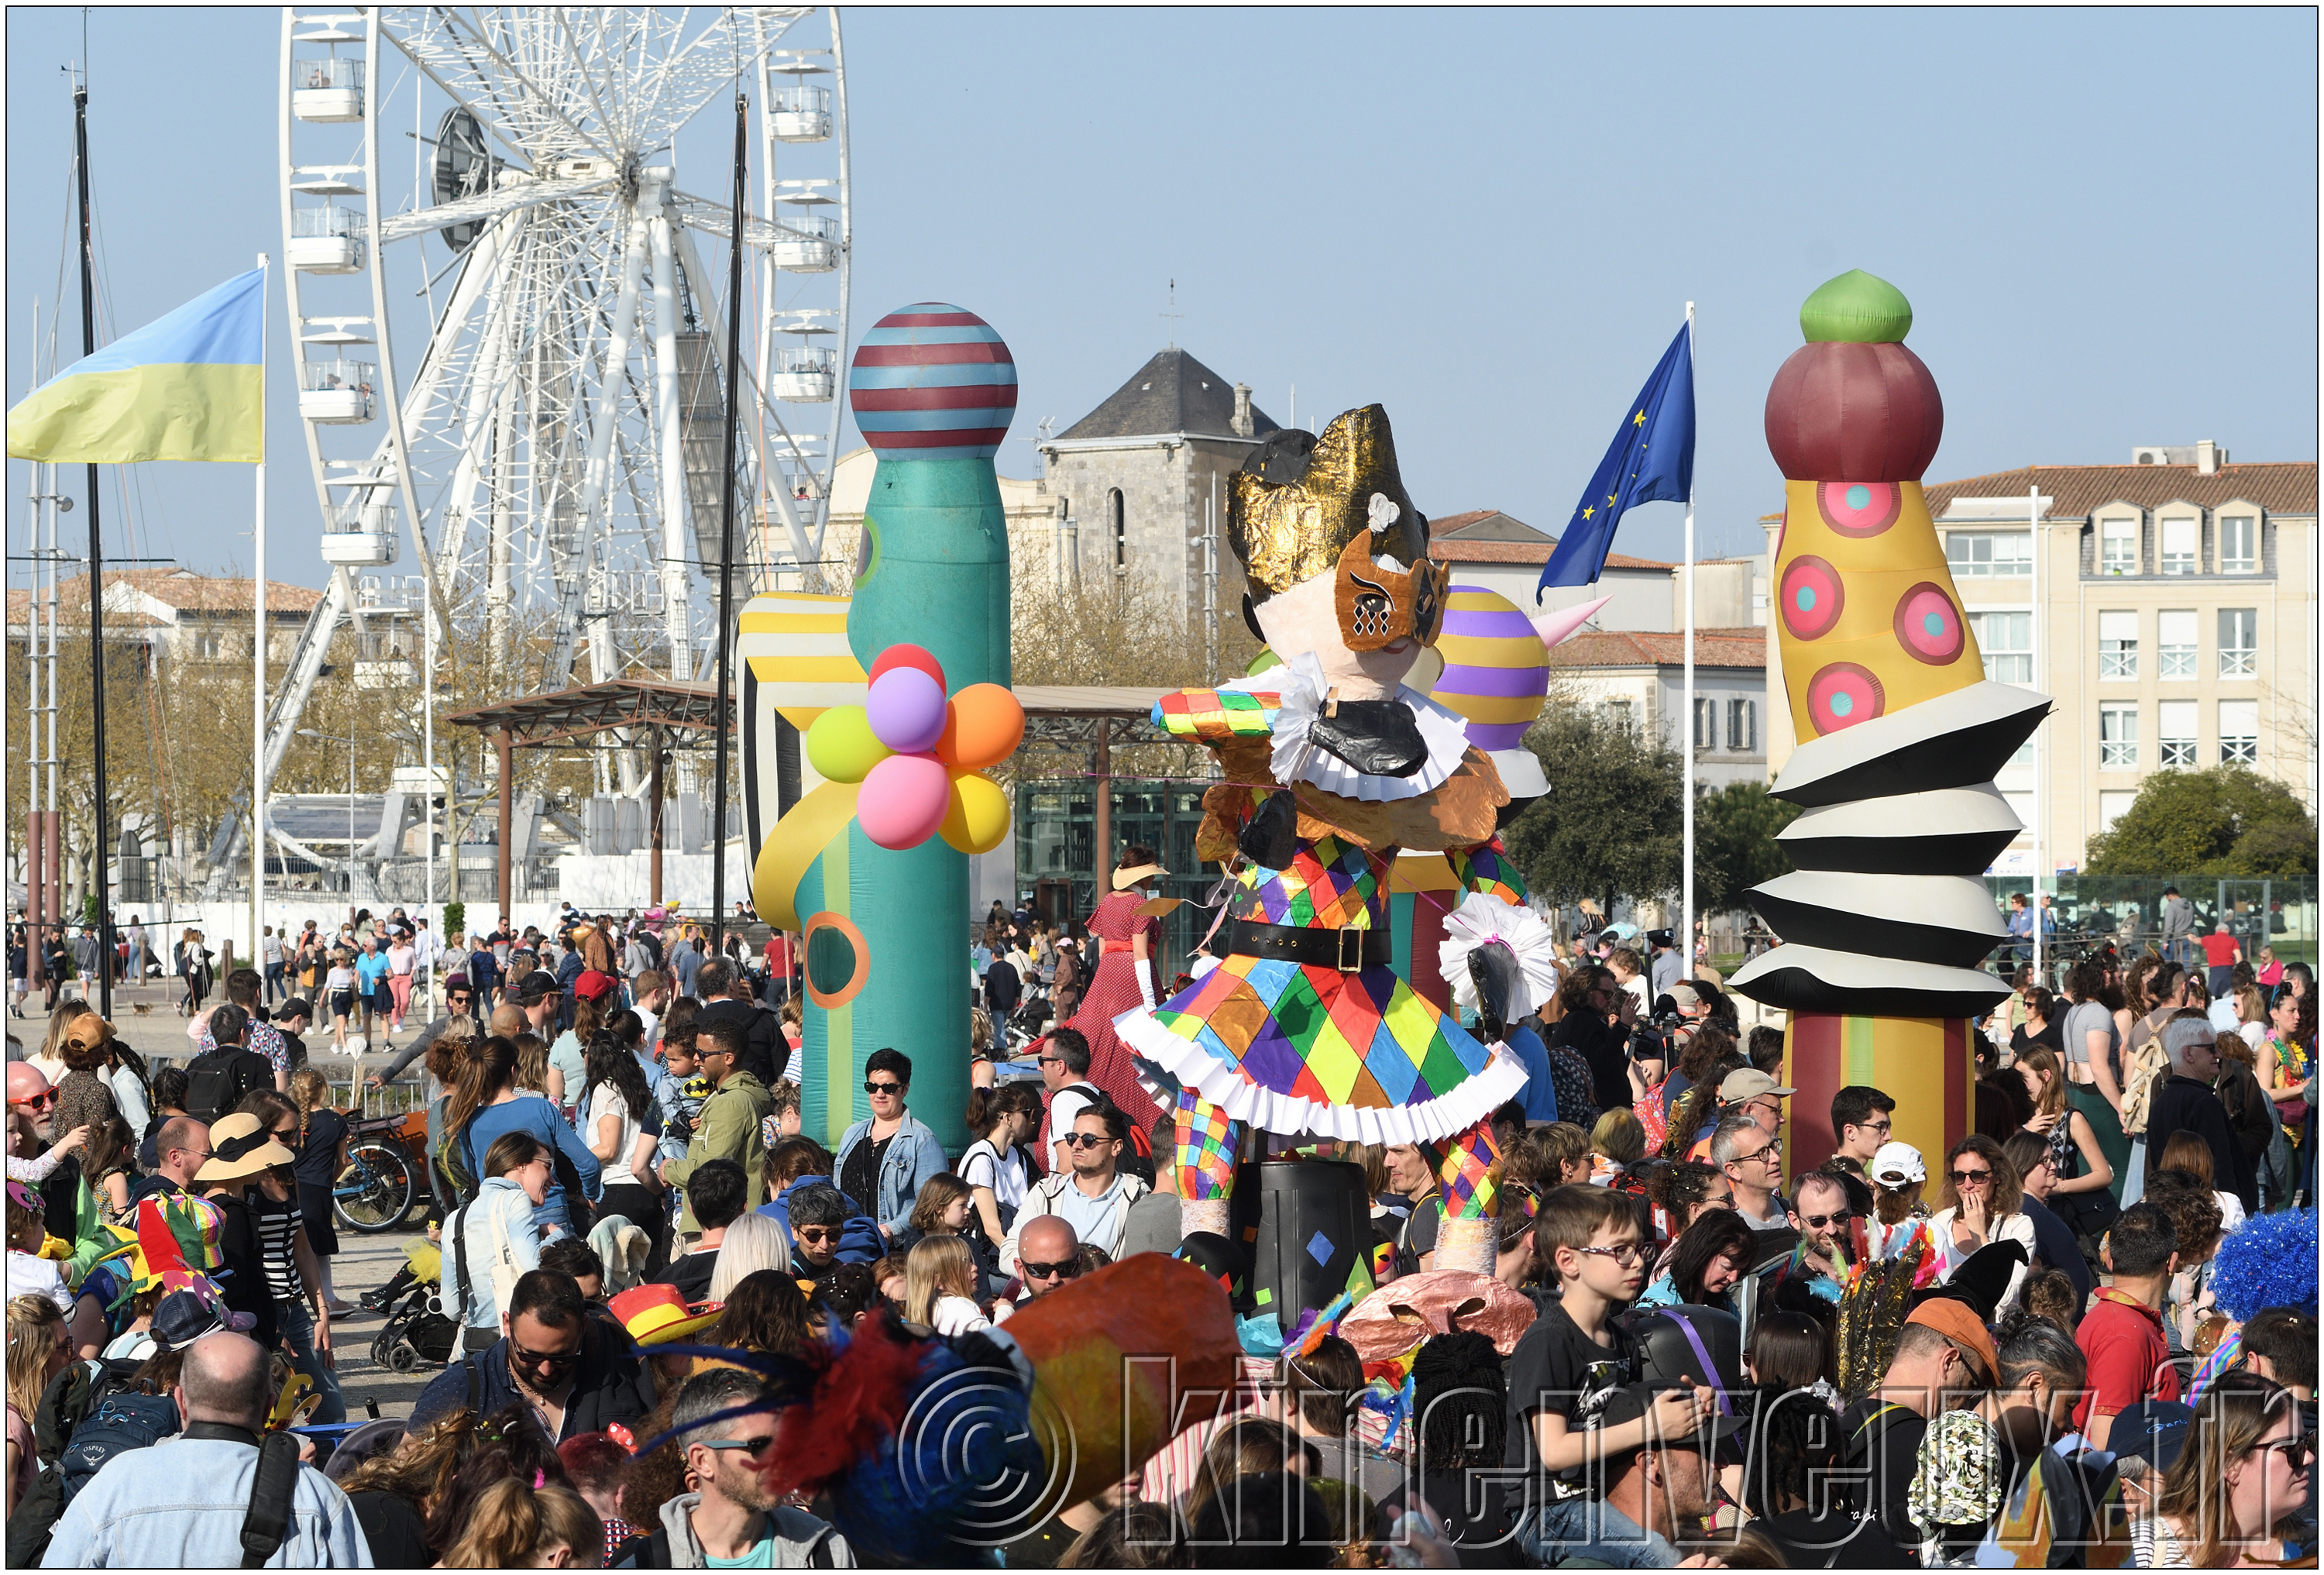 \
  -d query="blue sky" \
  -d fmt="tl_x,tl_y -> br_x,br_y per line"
8,6 -> 2316,589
